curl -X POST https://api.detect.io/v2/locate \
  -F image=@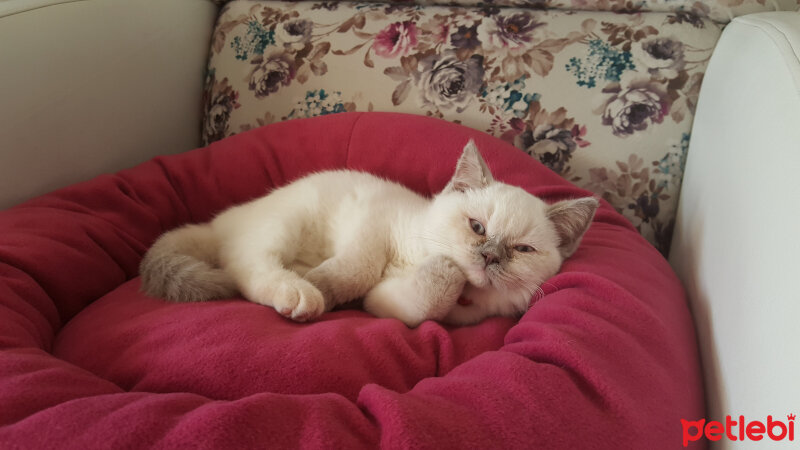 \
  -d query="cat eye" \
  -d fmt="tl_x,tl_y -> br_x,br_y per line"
469,218 -> 485,236
514,245 -> 536,253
